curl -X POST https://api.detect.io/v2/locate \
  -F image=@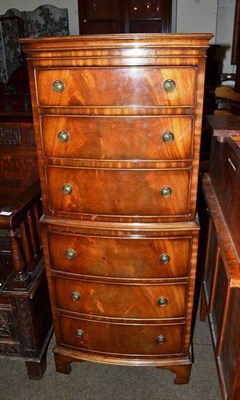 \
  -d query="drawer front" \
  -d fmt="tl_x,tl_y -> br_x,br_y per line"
59,315 -> 184,355
41,116 -> 193,161
48,232 -> 191,279
54,278 -> 187,319
36,67 -> 196,107
46,166 -> 191,217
